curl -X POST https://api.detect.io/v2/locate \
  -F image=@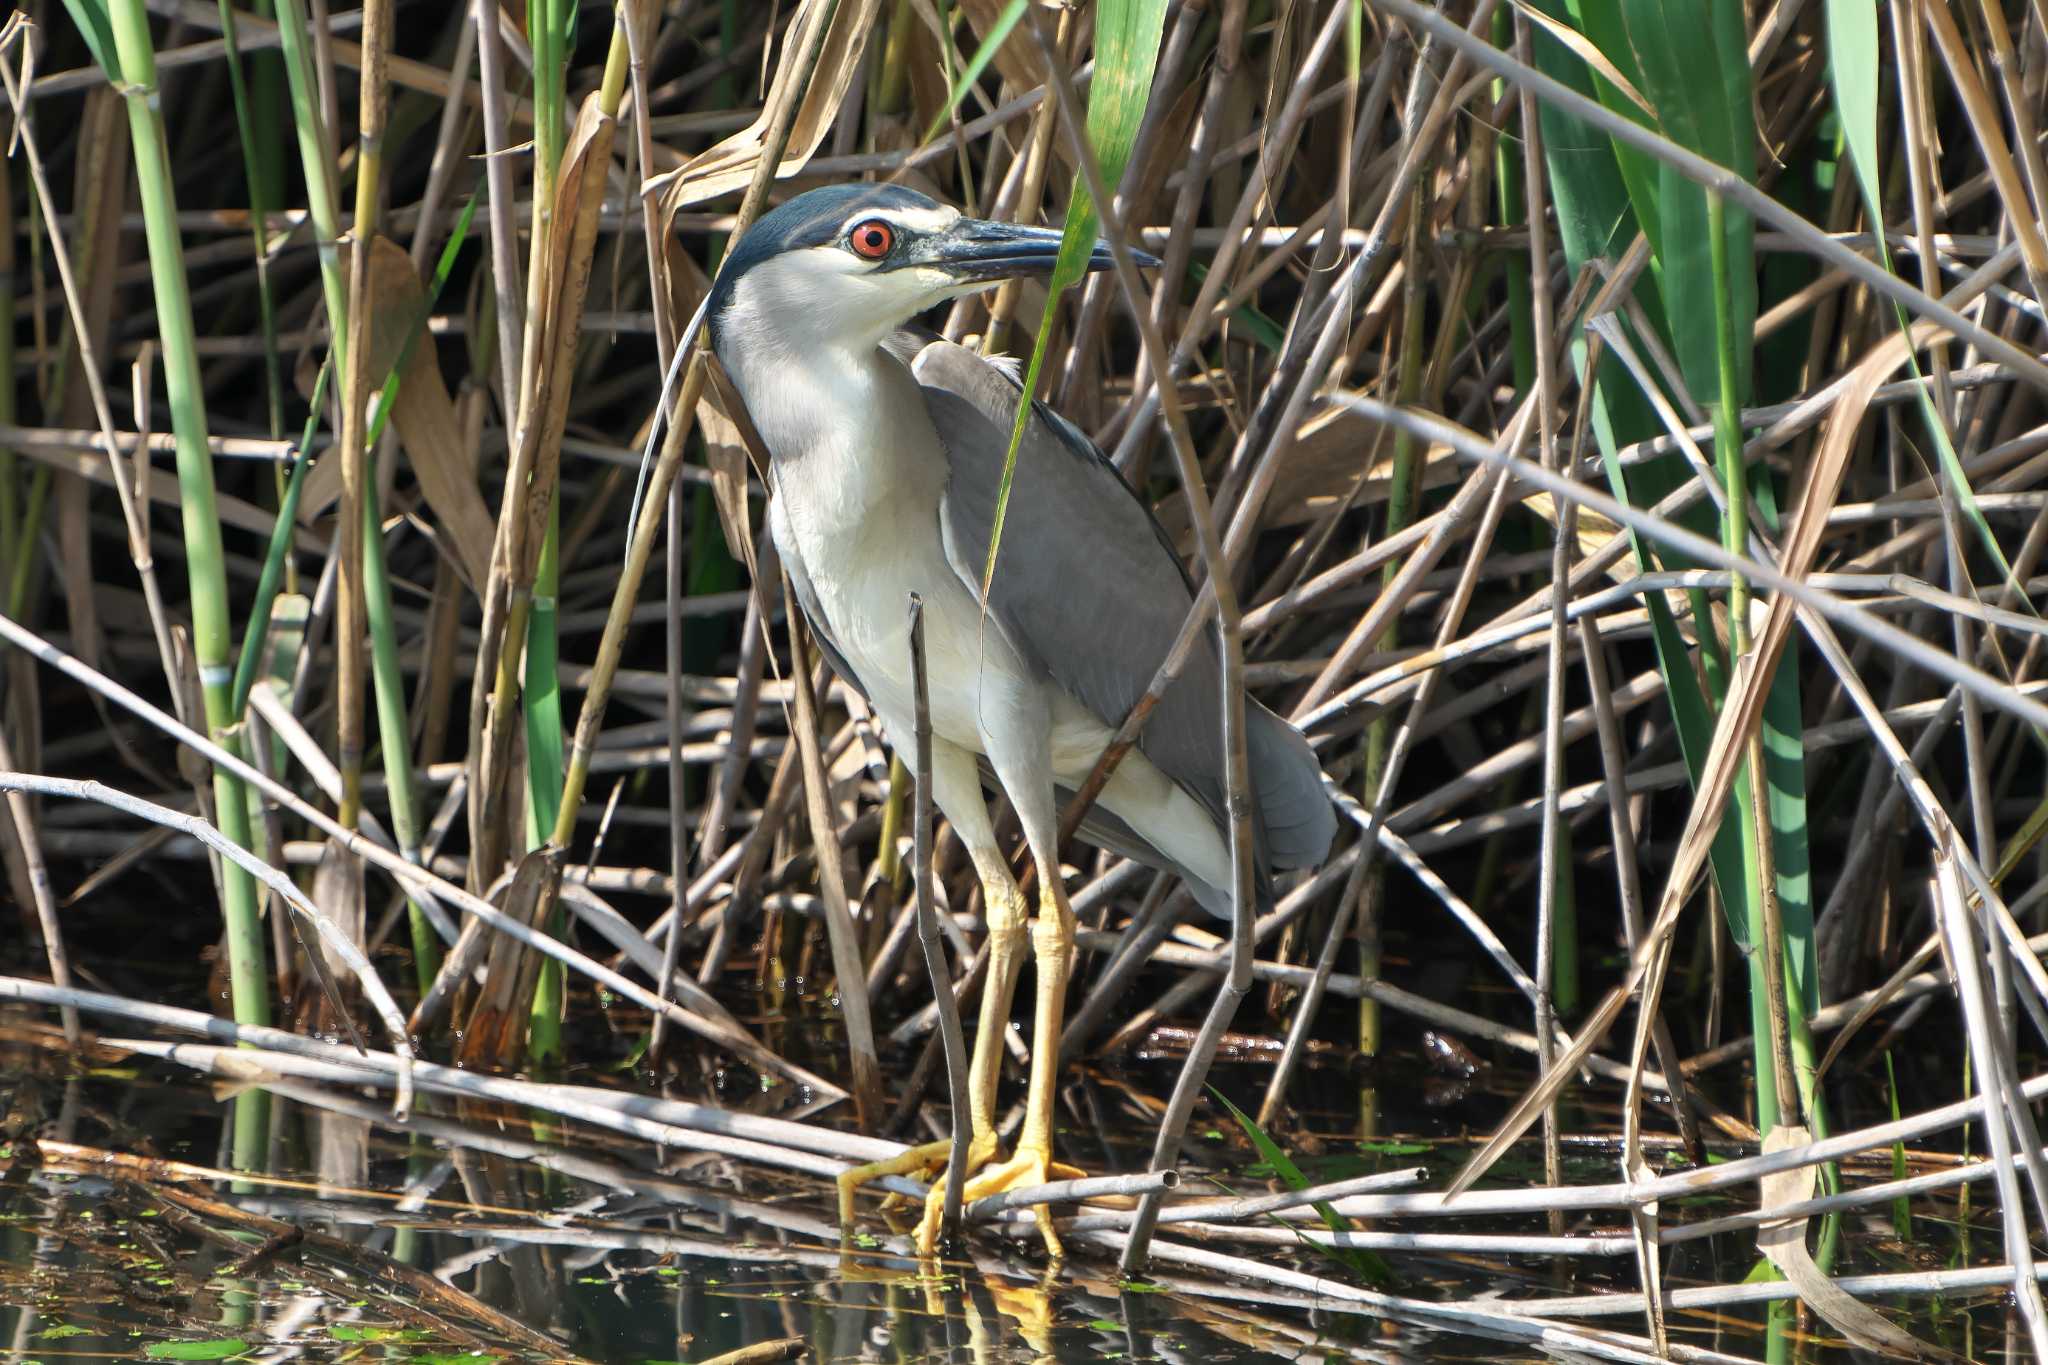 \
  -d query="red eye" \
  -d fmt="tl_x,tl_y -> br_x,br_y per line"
849,219 -> 895,260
